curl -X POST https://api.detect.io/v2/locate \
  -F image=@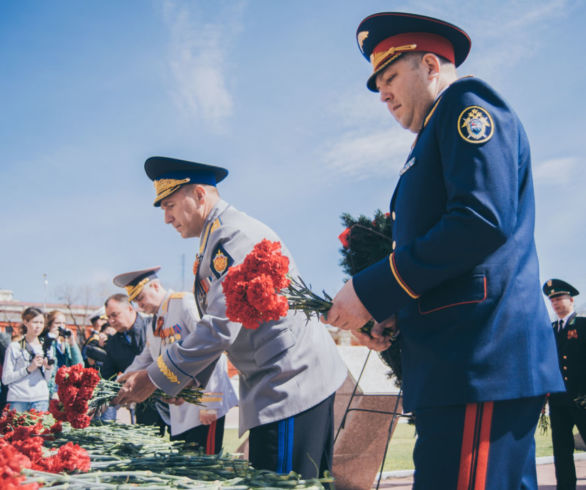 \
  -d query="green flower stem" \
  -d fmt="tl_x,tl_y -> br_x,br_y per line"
285,275 -> 391,337
87,379 -> 205,412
